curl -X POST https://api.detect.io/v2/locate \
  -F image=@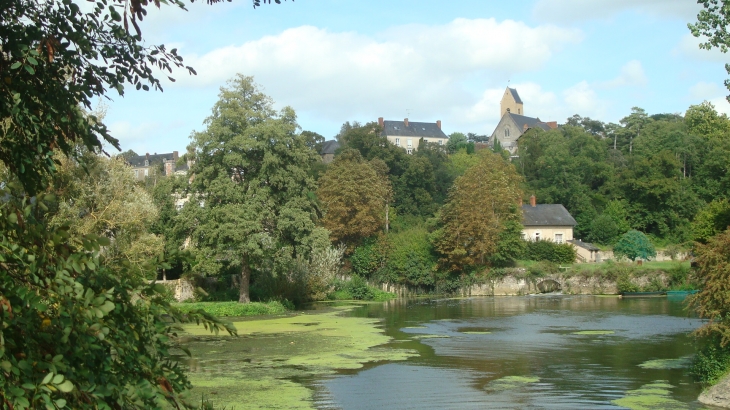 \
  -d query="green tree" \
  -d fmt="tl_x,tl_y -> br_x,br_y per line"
693,199 -> 730,243
435,150 -> 523,271
317,149 -> 392,250
447,132 -> 467,153
49,151 -> 164,278
613,230 -> 656,261
186,75 -> 320,303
